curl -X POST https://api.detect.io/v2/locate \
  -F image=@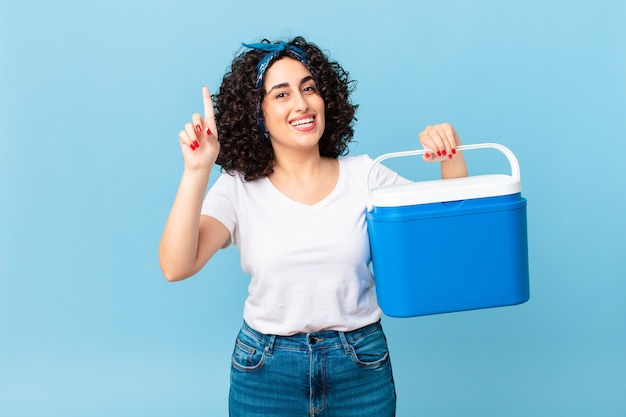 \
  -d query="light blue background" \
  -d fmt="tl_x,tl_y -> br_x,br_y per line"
1,0 -> 624,416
